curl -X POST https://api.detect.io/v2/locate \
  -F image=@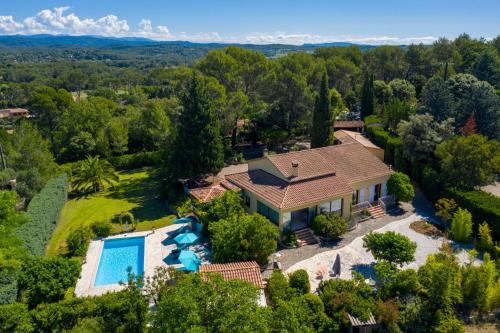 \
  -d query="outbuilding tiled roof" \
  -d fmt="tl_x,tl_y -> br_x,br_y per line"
199,261 -> 265,288
335,130 -> 381,149
189,180 -> 240,203
226,142 -> 392,210
334,120 -> 364,129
